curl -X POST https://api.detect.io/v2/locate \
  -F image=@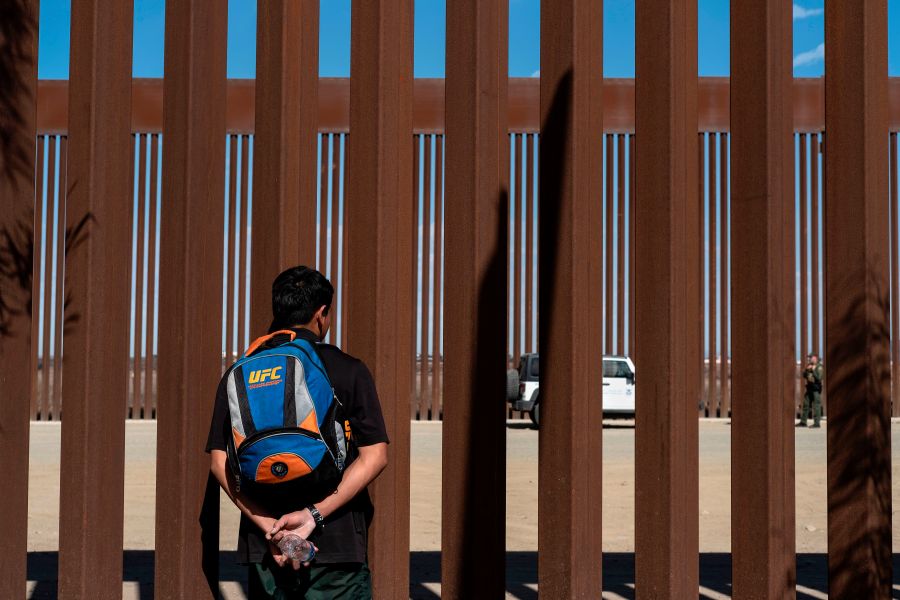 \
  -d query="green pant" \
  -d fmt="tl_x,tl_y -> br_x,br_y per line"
249,556 -> 372,600
801,390 -> 822,425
